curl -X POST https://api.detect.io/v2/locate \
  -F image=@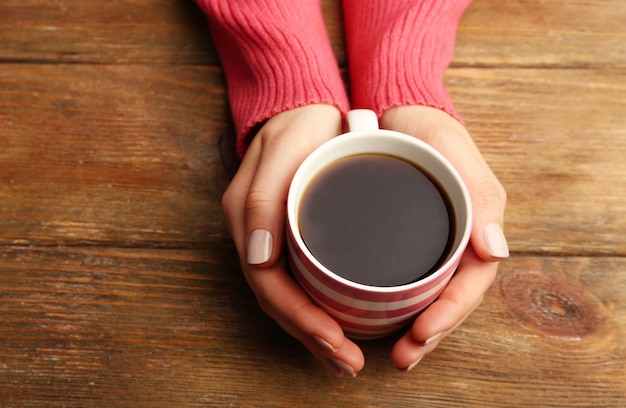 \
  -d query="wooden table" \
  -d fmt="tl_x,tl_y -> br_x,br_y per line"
1,1 -> 625,406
